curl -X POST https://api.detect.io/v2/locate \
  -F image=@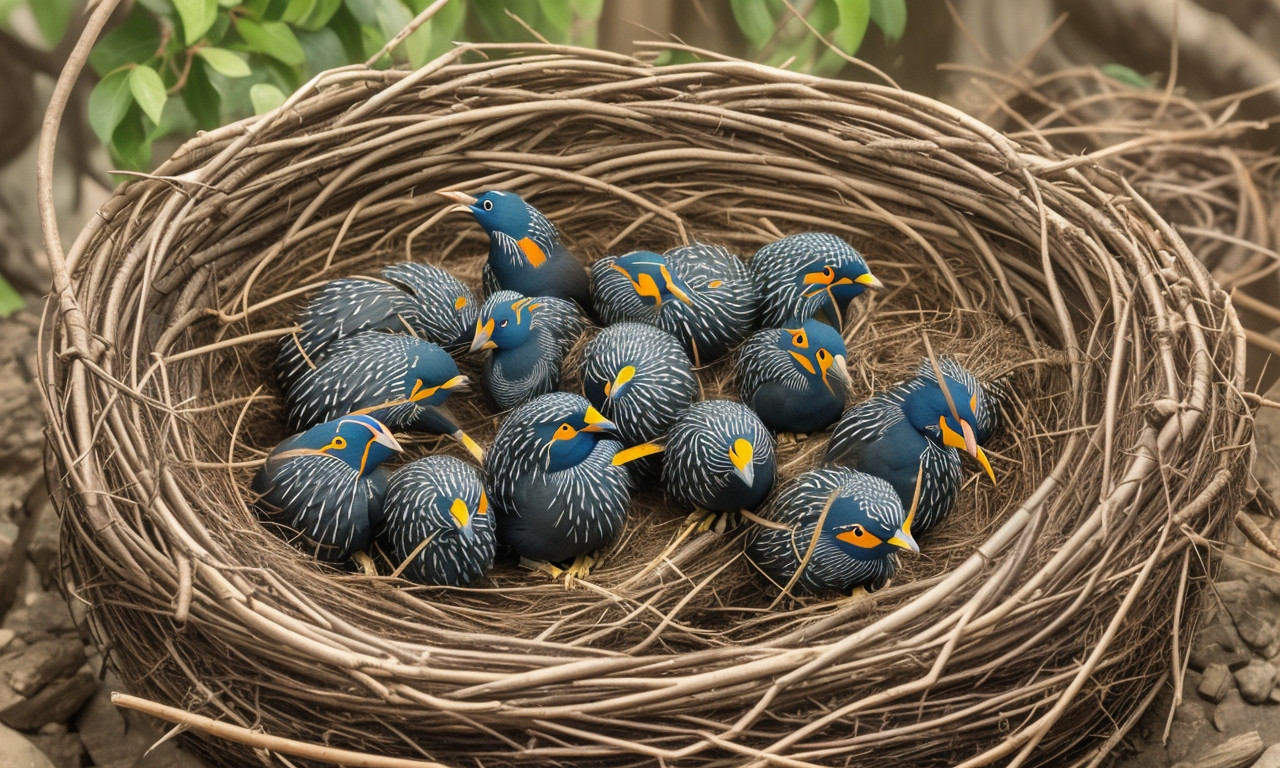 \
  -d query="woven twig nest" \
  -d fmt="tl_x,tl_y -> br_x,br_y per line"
40,44 -> 1254,767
